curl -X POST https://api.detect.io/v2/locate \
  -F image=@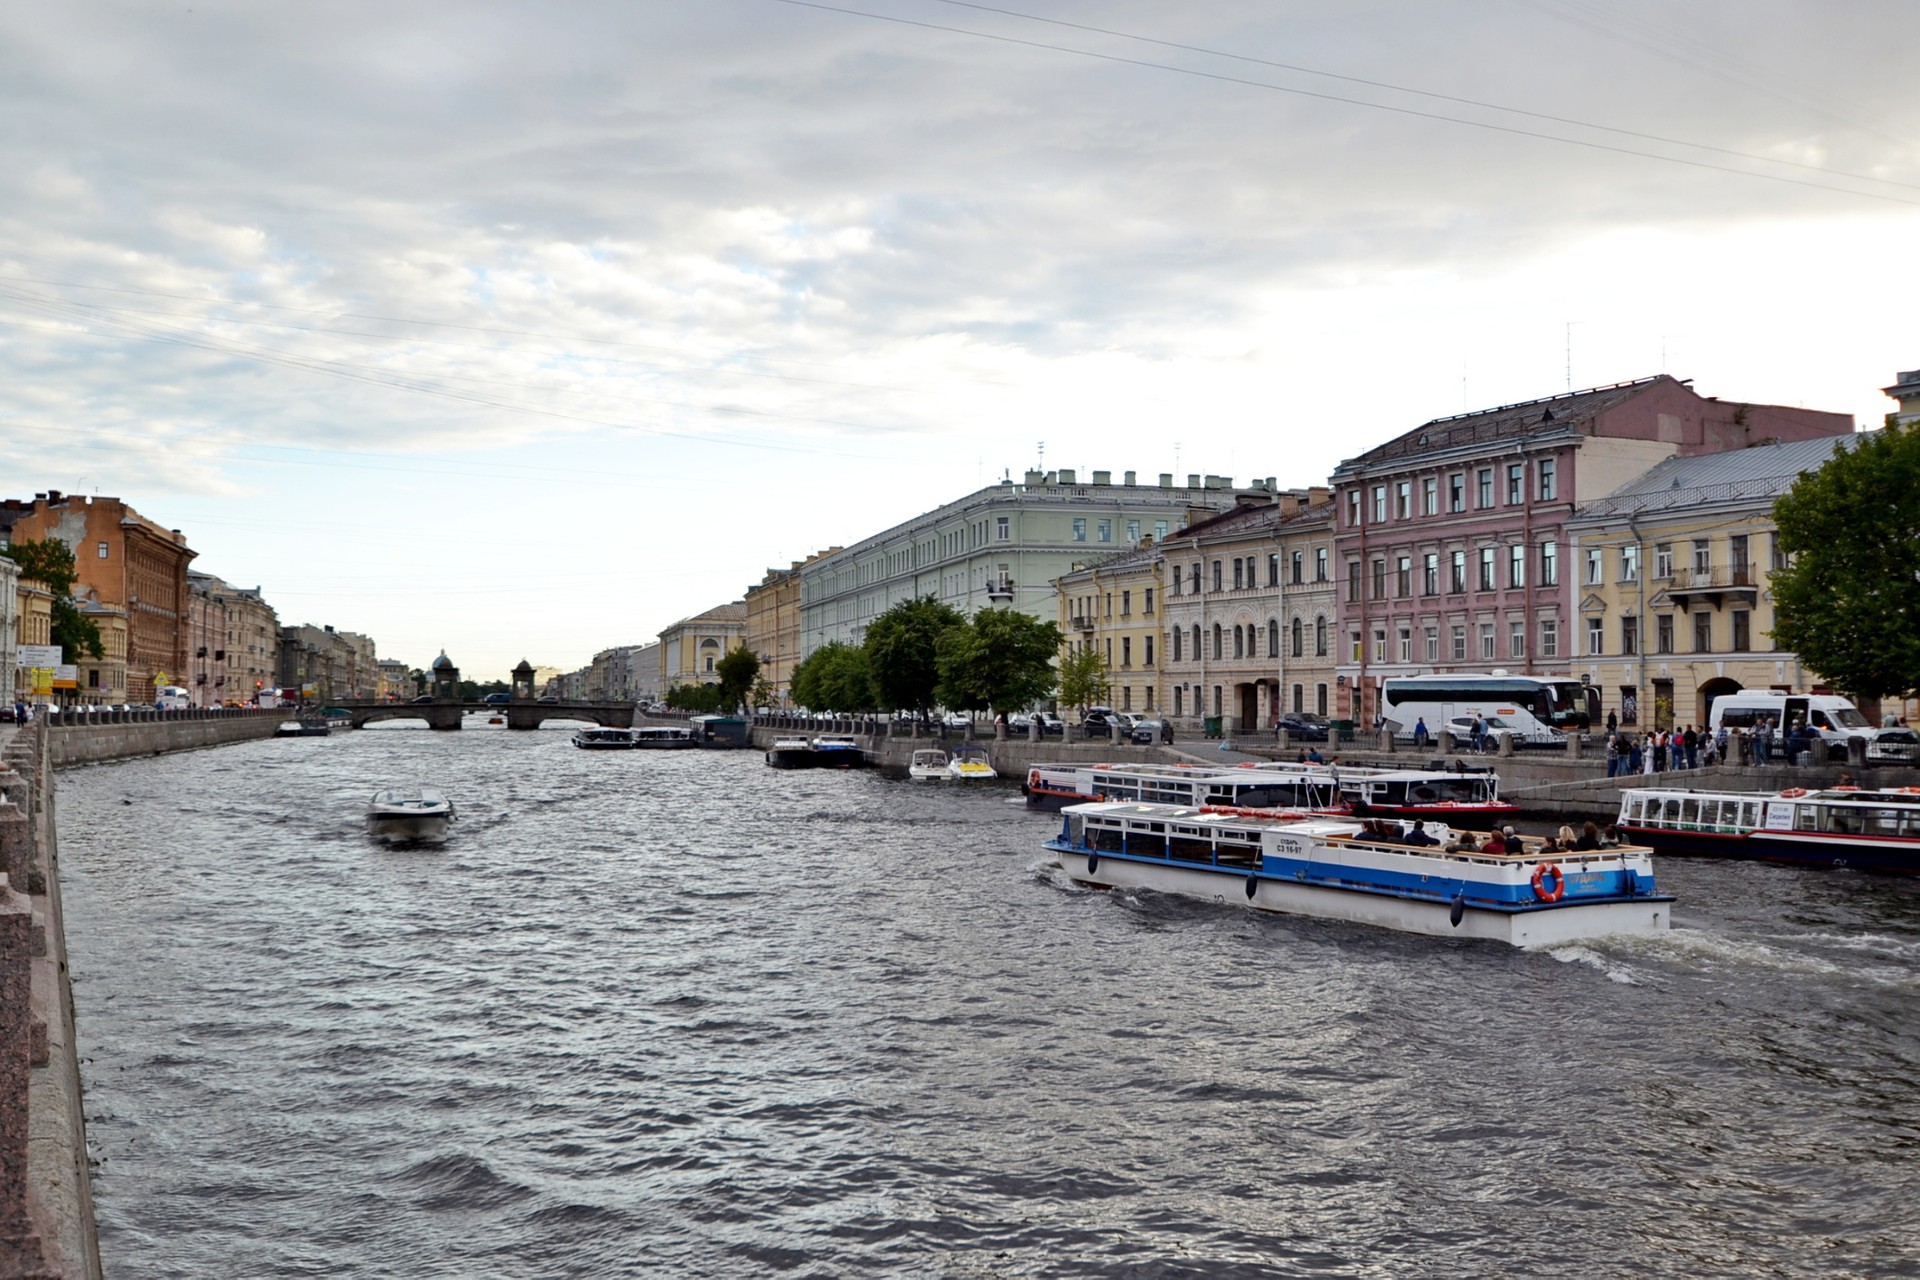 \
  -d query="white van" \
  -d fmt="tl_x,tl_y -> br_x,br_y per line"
155,685 -> 191,710
1708,692 -> 1877,759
